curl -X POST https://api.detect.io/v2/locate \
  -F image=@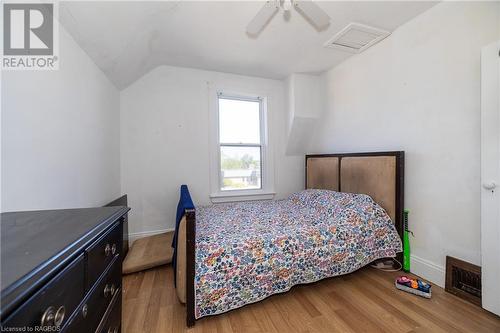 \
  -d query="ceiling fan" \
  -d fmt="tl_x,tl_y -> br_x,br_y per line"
246,0 -> 330,36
